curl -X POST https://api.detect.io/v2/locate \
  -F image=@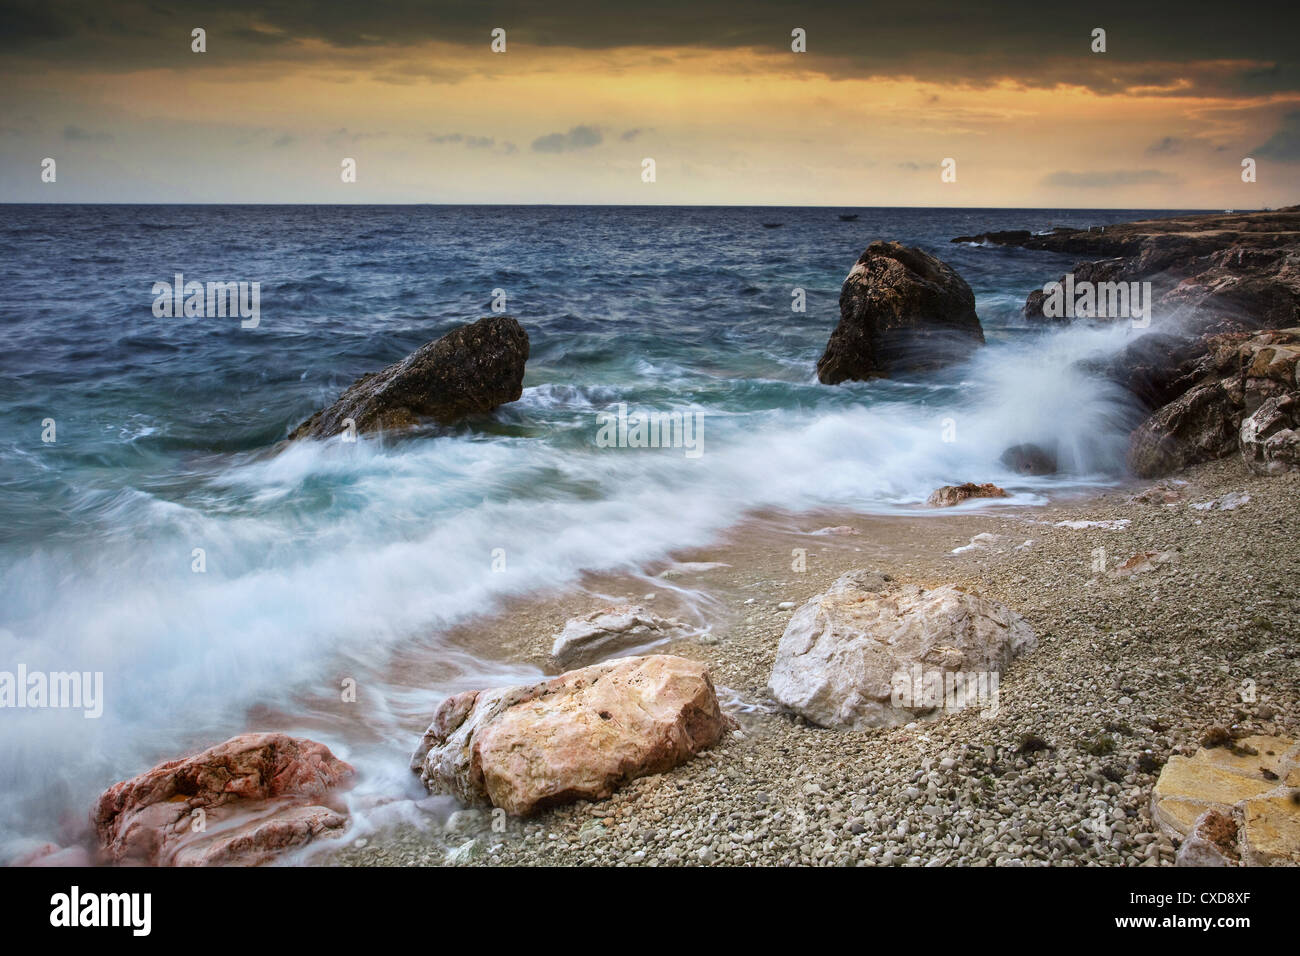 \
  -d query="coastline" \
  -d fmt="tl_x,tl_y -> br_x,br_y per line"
327,457 -> 1299,866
